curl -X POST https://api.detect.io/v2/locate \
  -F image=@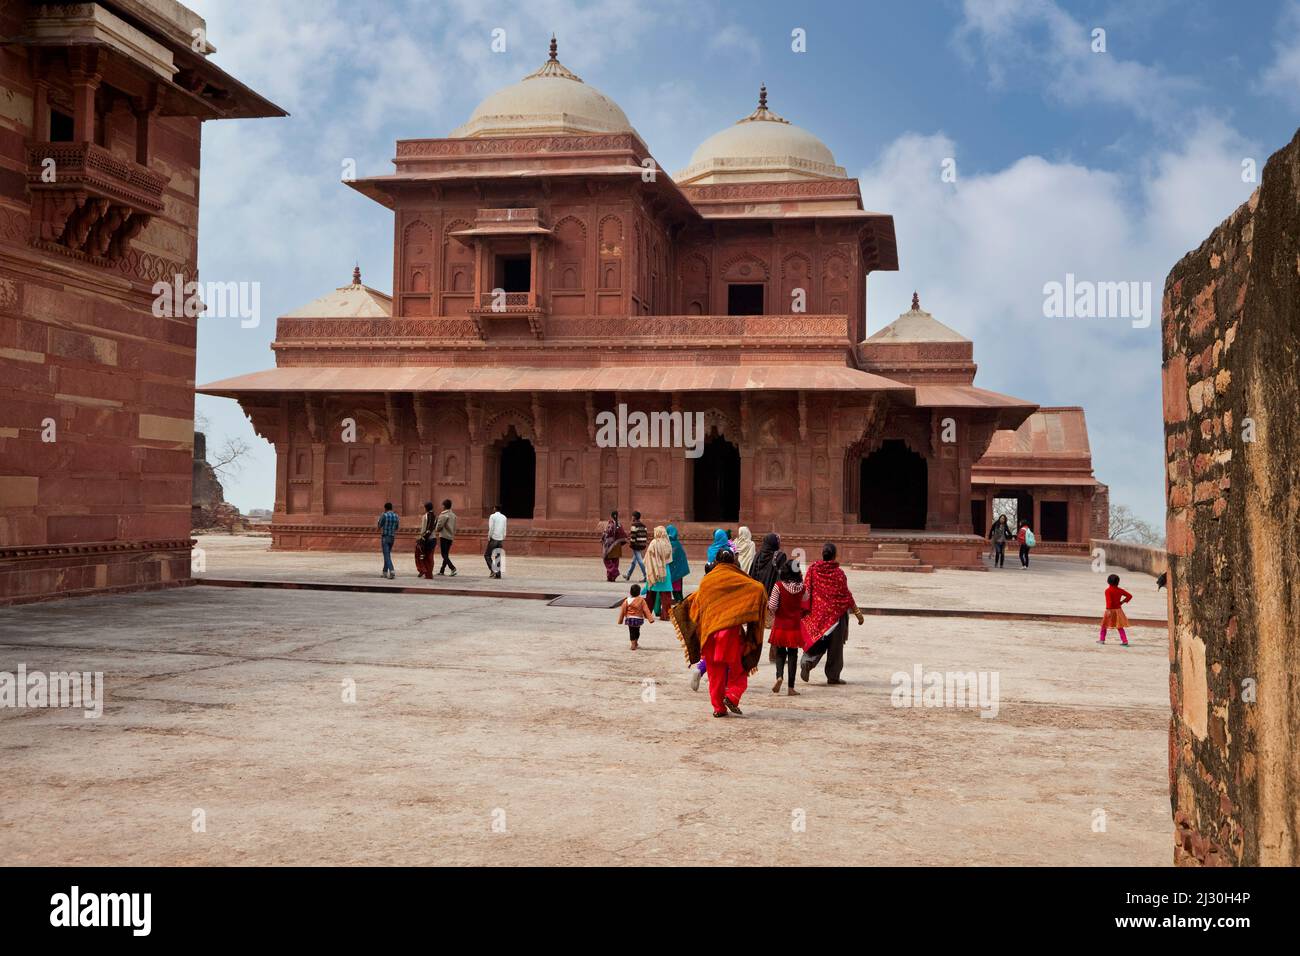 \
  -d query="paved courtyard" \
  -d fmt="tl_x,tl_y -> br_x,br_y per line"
0,535 -> 1172,865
